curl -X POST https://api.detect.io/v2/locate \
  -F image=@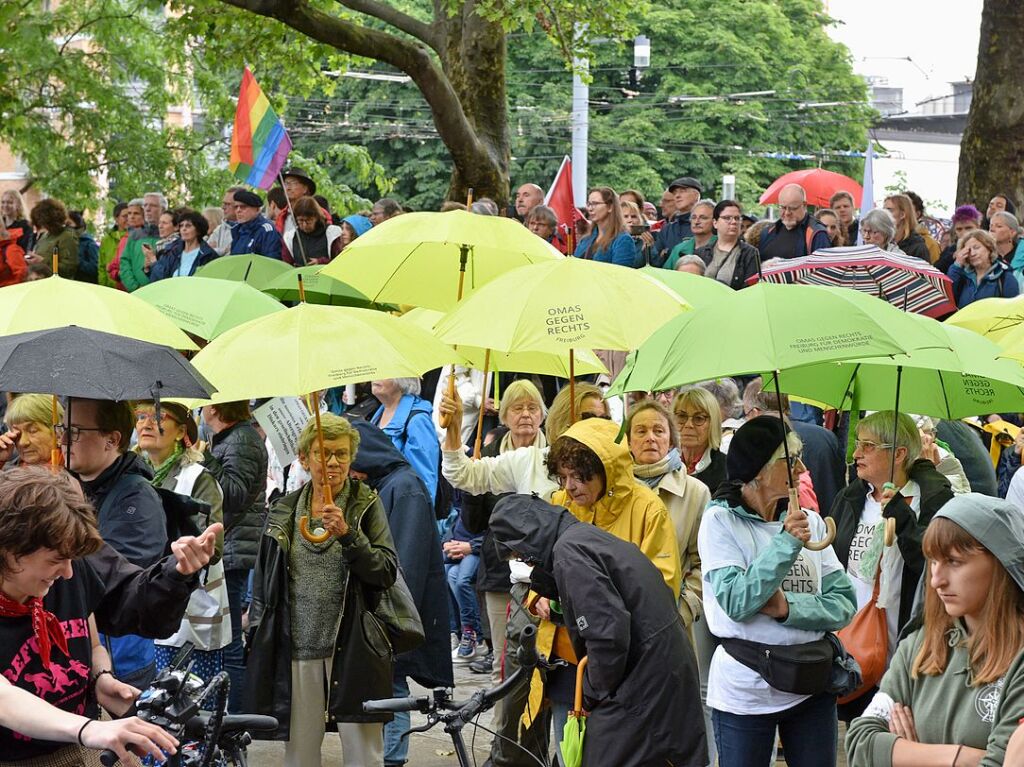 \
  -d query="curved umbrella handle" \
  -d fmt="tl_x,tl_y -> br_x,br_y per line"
804,517 -> 837,552
299,514 -> 332,544
438,372 -> 456,429
572,656 -> 589,716
883,516 -> 897,547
